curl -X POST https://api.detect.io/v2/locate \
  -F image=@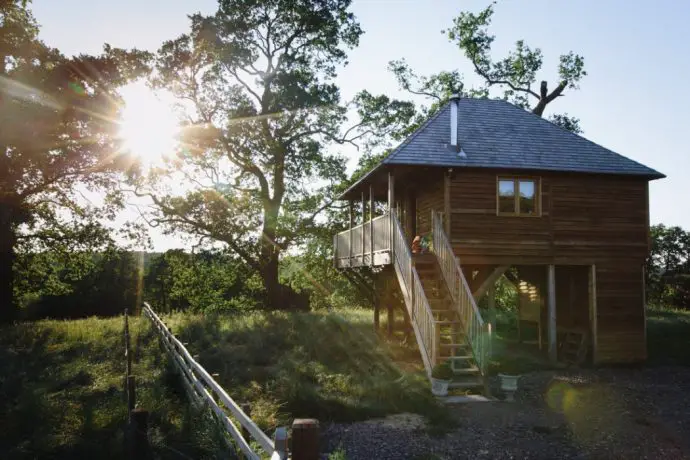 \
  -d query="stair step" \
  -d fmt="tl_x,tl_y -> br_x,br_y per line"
440,344 -> 471,350
436,320 -> 461,325
448,377 -> 484,389
452,367 -> 480,375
